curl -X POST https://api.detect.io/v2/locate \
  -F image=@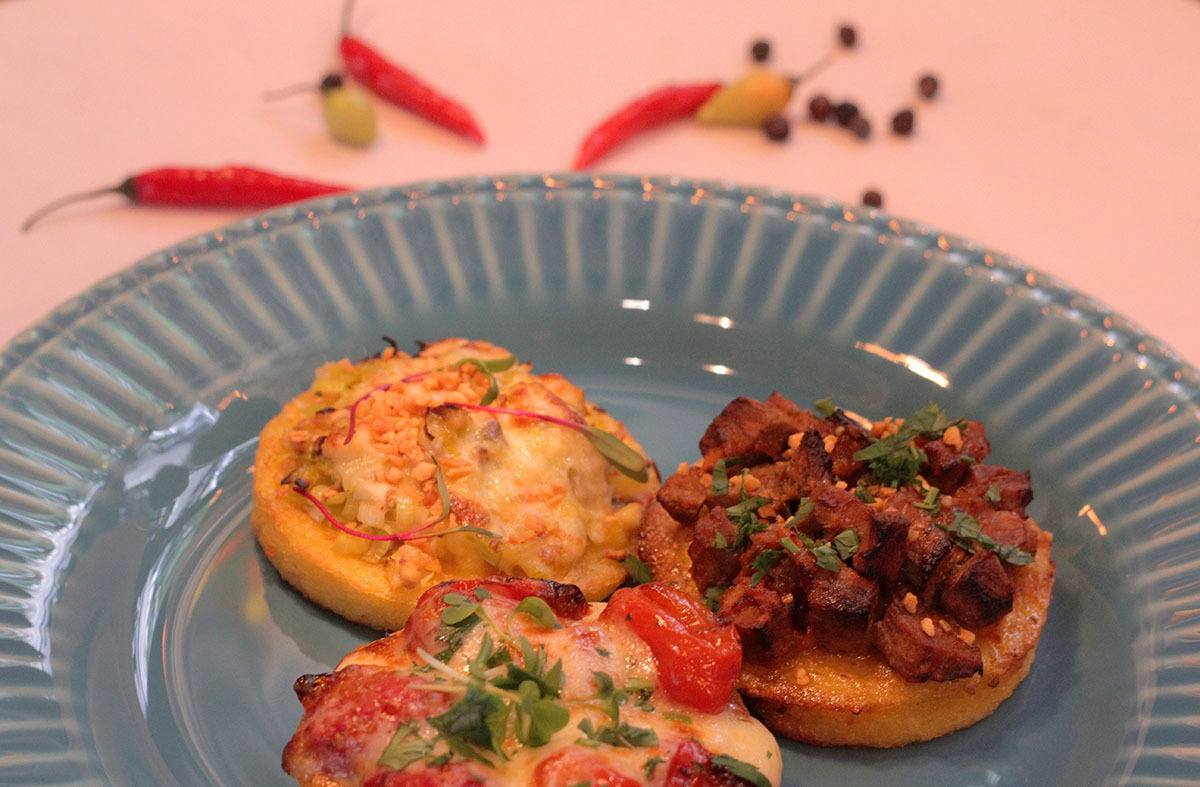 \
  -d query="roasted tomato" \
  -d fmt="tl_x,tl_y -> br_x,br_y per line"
533,750 -> 642,787
599,583 -> 741,713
